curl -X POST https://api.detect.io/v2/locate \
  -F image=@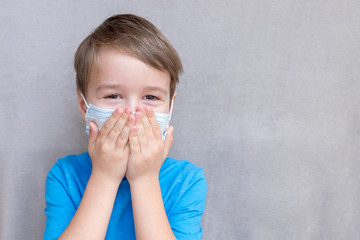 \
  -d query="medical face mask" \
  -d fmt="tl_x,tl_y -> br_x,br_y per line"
81,93 -> 174,141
